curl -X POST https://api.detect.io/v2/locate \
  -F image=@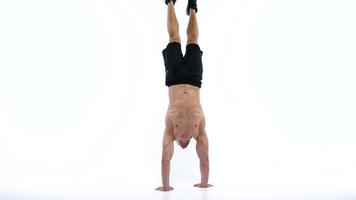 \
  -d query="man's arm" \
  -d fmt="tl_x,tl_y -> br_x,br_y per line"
155,130 -> 174,191
195,130 -> 212,188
